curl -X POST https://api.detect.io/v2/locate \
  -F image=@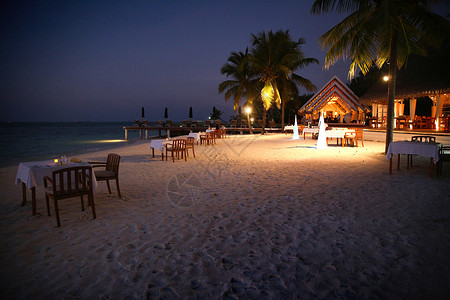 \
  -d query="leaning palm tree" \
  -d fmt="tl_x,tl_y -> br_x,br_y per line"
311,0 -> 449,152
219,49 -> 260,133
251,30 -> 318,133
